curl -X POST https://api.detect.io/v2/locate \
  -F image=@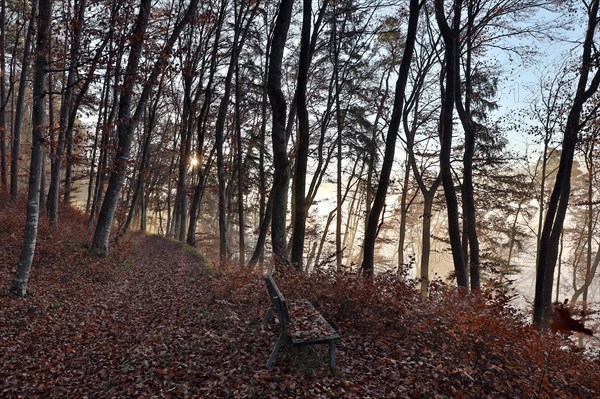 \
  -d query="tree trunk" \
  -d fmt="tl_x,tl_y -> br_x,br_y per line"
87,45 -> 122,228
289,0 -> 311,270
11,0 -> 51,296
533,0 -> 600,329
92,0 -> 199,255
121,92 -> 161,237
268,0 -> 295,265
186,1 -> 225,246
47,0 -> 86,224
455,4 -> 480,290
91,0 -> 152,253
434,0 -> 468,288
0,0 -> 7,190
10,4 -> 35,202
174,84 -> 193,242
570,139 -> 598,305
397,160 -> 411,274
234,63 -> 245,267
334,26 -> 343,273
361,0 -> 421,277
